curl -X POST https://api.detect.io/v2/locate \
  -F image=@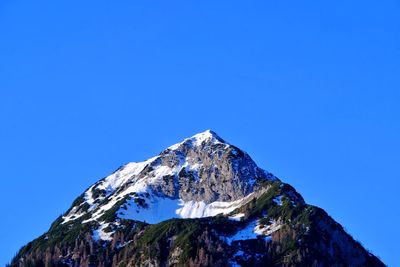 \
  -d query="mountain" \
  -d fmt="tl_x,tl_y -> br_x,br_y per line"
9,130 -> 384,267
